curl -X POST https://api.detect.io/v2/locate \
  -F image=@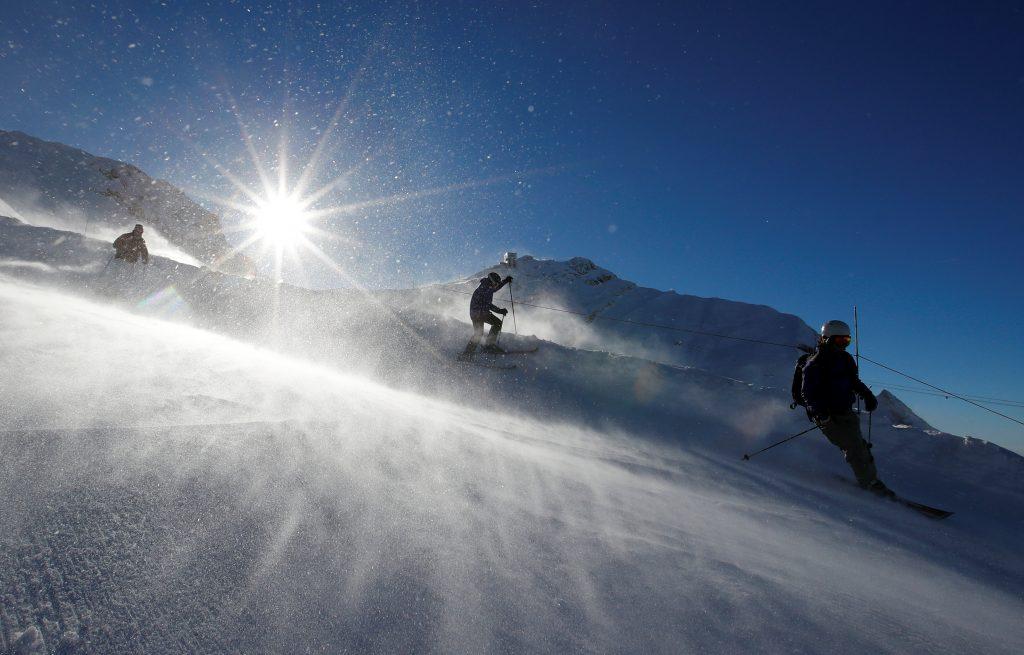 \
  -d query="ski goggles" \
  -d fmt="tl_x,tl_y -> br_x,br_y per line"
830,335 -> 852,345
